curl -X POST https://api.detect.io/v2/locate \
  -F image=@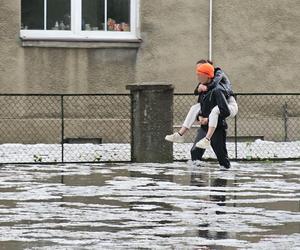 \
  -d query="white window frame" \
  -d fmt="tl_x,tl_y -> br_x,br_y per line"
20,0 -> 140,41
